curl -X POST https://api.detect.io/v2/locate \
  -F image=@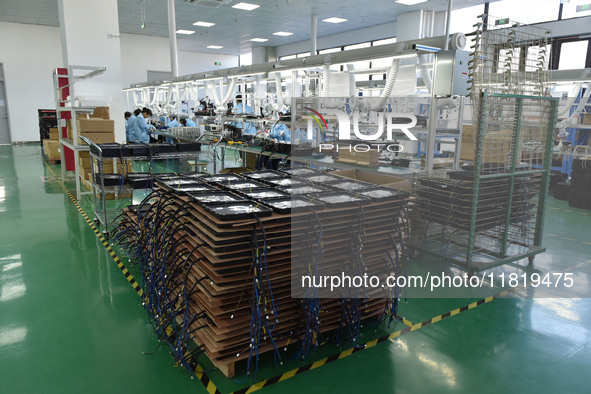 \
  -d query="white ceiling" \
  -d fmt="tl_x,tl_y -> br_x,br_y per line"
0,0 -> 493,55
